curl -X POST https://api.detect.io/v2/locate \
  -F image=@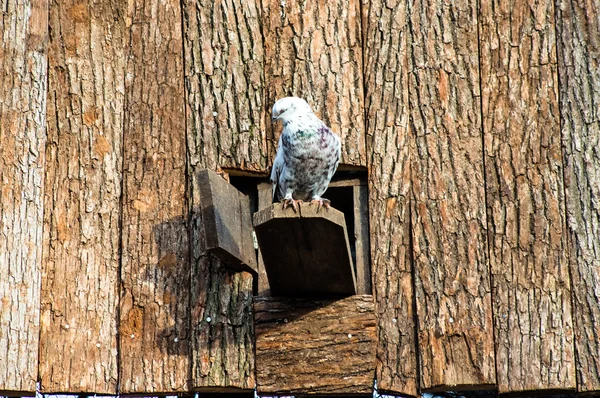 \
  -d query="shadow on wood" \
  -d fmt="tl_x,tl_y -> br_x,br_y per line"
151,216 -> 191,358
253,203 -> 356,297
119,215 -> 190,363
127,213 -> 255,394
